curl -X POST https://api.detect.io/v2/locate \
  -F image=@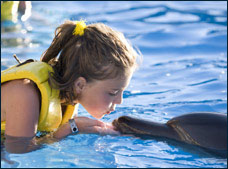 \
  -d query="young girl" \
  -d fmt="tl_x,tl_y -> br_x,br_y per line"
1,20 -> 141,153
